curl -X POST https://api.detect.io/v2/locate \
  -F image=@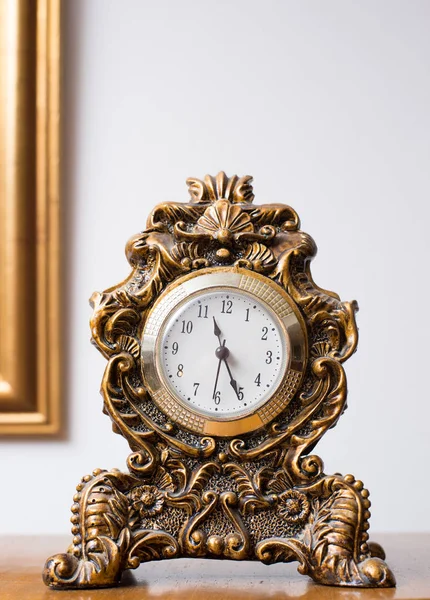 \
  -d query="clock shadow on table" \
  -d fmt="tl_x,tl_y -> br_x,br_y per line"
71,560 -> 395,600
